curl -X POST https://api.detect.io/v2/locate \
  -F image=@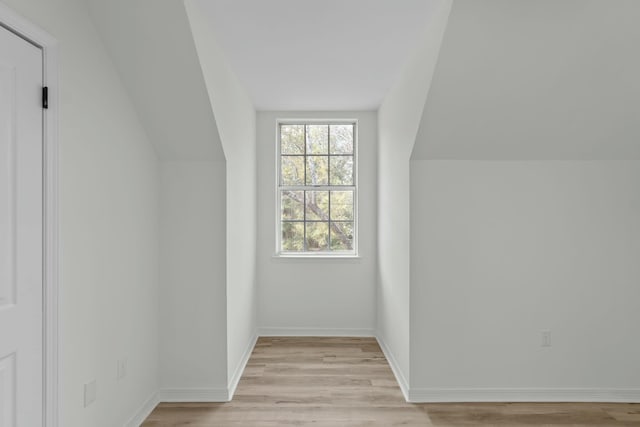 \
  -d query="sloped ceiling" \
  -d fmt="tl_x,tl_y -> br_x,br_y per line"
193,0 -> 444,111
413,0 -> 640,160
86,0 -> 224,160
